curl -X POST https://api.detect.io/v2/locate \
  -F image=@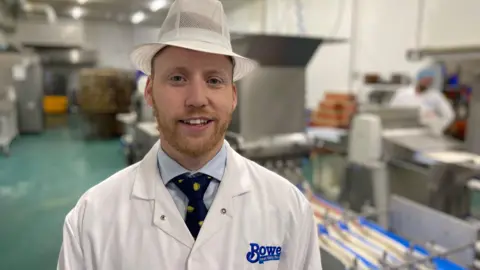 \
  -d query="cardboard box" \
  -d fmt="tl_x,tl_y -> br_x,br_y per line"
78,68 -> 134,114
